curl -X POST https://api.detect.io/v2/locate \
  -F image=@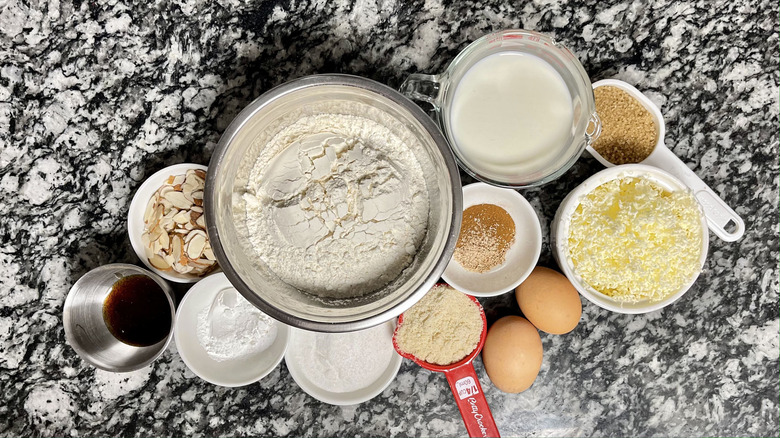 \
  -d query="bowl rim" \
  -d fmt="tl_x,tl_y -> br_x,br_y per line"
552,164 -> 709,314
173,272 -> 289,387
127,163 -> 210,283
441,182 -> 542,297
204,74 -> 463,332
63,263 -> 176,372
